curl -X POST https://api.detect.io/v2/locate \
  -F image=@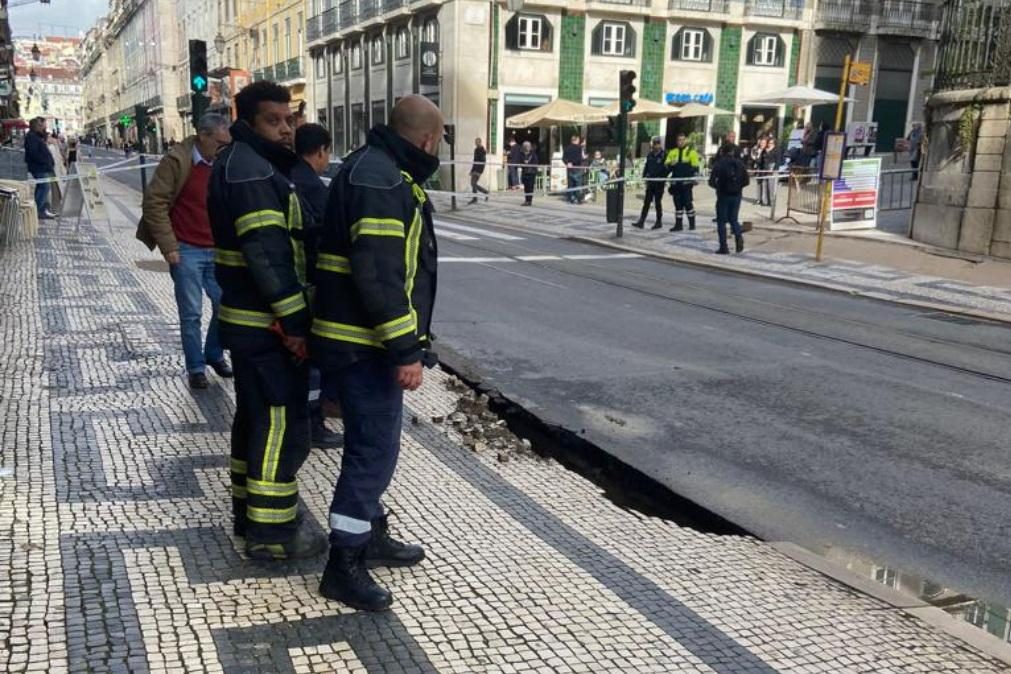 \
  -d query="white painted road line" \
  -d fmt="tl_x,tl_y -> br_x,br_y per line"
439,253 -> 645,264
434,219 -> 525,241
439,257 -> 514,263
560,253 -> 644,261
435,227 -> 480,241
516,255 -> 563,261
